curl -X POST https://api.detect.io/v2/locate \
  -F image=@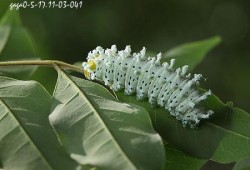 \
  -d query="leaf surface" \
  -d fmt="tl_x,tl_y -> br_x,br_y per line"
209,108 -> 250,163
233,157 -> 250,170
0,10 -> 39,78
0,76 -> 78,170
165,143 -> 207,170
116,90 -> 250,163
0,24 -> 10,54
49,69 -> 165,170
162,36 -> 221,71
